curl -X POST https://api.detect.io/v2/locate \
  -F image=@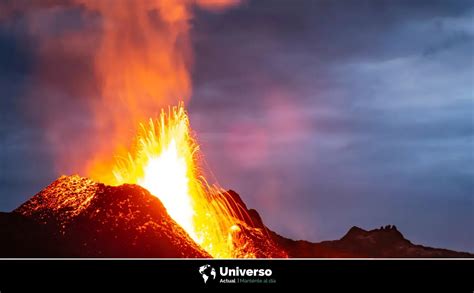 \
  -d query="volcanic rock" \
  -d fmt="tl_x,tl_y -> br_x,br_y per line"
0,211 -> 60,257
225,191 -> 473,258
270,224 -> 473,258
5,175 -> 209,258
314,225 -> 473,258
219,190 -> 287,258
